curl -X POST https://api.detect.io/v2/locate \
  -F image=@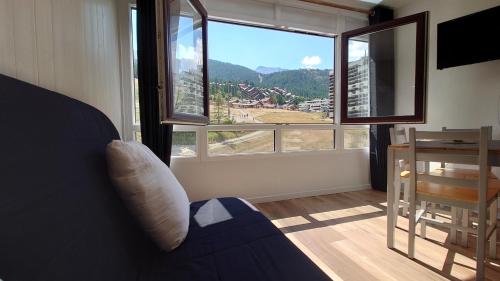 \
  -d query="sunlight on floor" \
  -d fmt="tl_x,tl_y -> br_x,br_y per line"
256,190 -> 500,281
